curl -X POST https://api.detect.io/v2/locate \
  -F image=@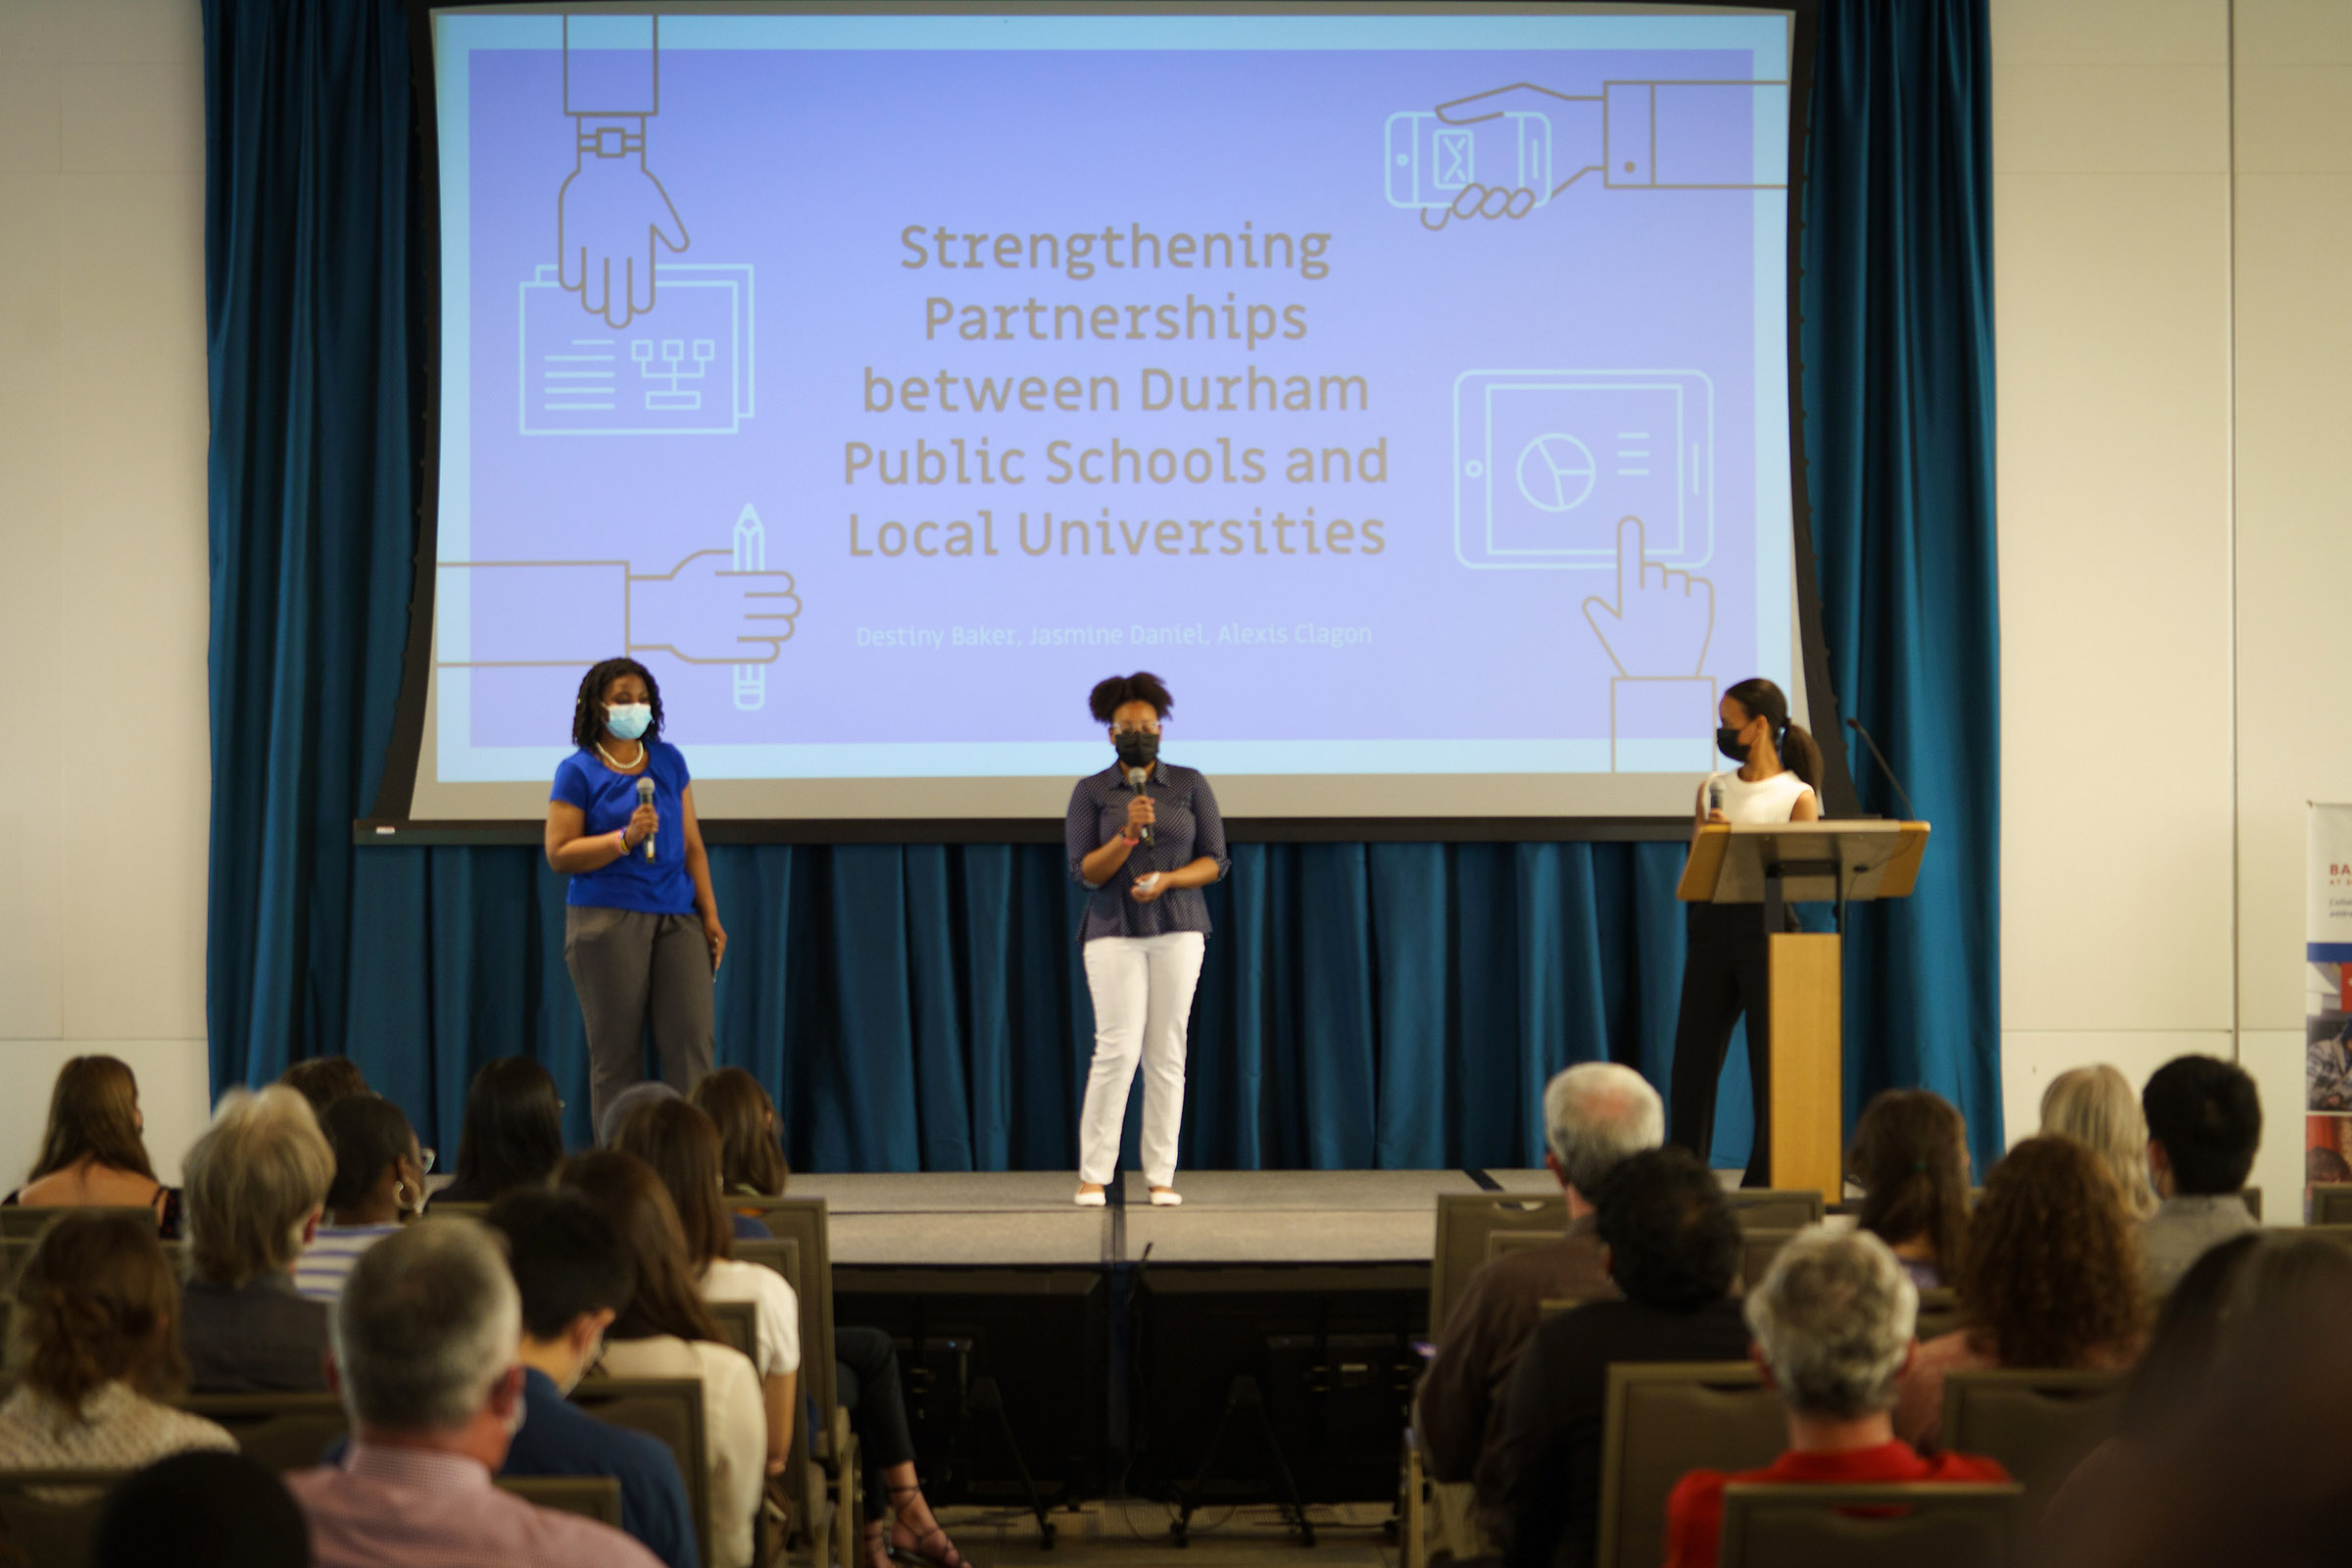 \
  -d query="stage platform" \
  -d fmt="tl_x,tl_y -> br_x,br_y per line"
788,1167 -> 1558,1267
